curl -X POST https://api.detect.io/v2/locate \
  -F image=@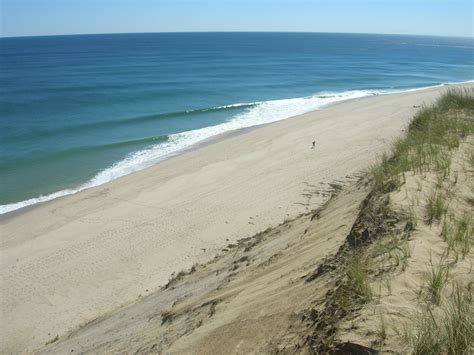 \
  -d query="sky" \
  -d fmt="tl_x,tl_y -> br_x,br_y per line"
1,0 -> 473,38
